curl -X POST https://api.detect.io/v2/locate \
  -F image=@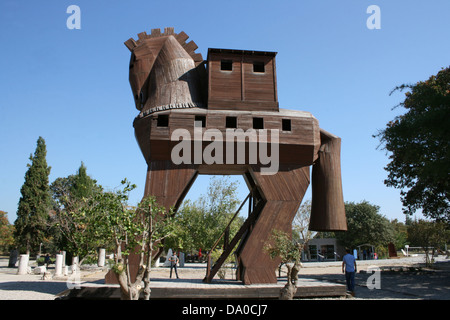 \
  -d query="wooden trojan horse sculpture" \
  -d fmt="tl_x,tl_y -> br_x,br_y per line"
121,27 -> 346,285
